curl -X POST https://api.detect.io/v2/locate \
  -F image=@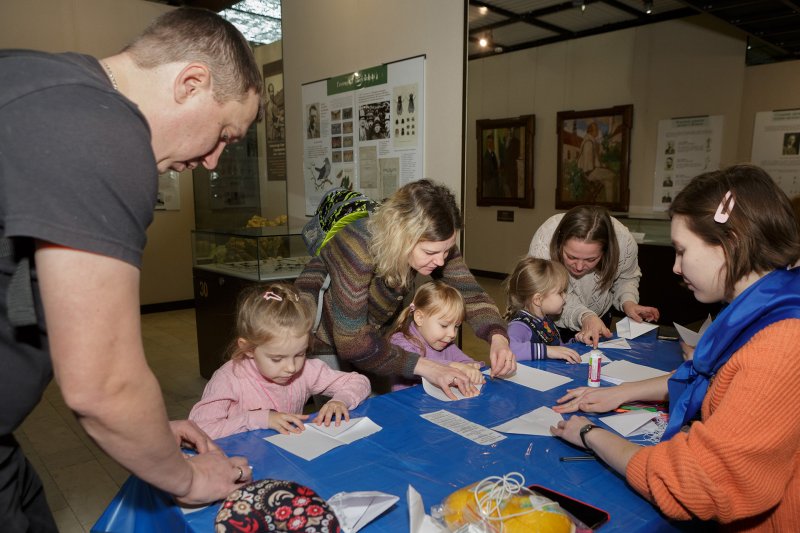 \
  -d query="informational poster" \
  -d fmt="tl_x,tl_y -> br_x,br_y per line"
263,60 -> 286,182
155,171 -> 180,210
302,56 -> 425,215
751,109 -> 800,199
652,116 -> 723,211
